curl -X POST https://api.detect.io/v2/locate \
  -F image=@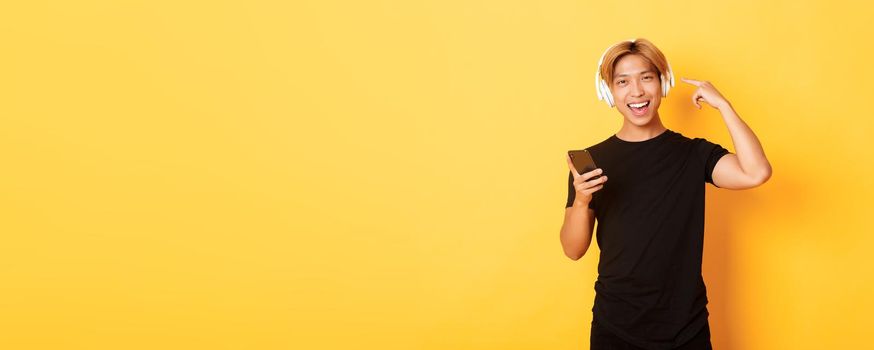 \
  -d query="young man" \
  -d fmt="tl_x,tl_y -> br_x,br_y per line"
559,38 -> 771,350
